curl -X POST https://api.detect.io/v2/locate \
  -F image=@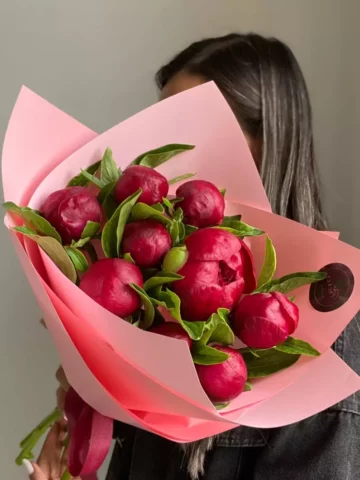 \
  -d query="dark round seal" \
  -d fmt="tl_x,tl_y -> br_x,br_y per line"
309,263 -> 354,312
